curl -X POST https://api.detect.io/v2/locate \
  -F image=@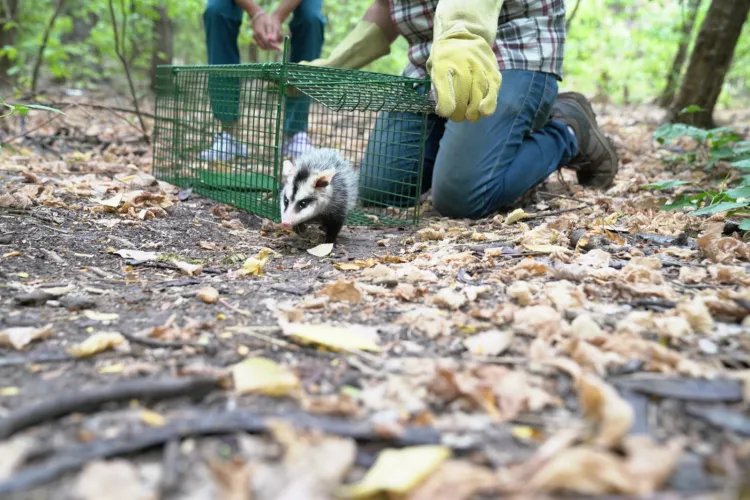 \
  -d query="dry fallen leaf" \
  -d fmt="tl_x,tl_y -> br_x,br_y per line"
577,374 -> 634,447
238,247 -> 279,277
464,330 -> 514,356
503,208 -> 528,225
319,279 -> 362,303
198,286 -> 220,304
431,288 -> 467,310
232,357 -> 301,397
337,445 -> 451,498
526,447 -> 634,495
307,243 -> 334,257
67,332 -> 125,358
172,259 -> 204,276
114,249 -> 158,262
279,321 -> 381,353
140,409 -> 167,427
0,436 -> 34,480
72,459 -> 152,500
507,281 -> 533,305
0,324 -> 54,350
407,460 -> 499,500
82,311 -> 120,322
